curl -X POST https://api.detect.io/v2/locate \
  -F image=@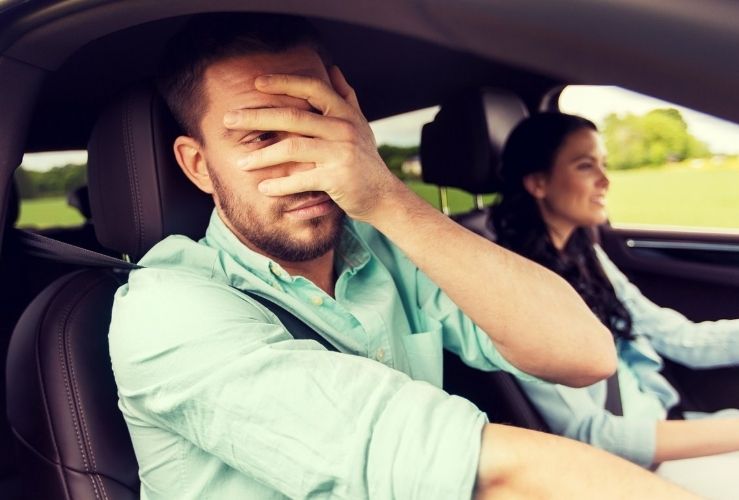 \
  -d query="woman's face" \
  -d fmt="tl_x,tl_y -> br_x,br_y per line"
525,127 -> 610,242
